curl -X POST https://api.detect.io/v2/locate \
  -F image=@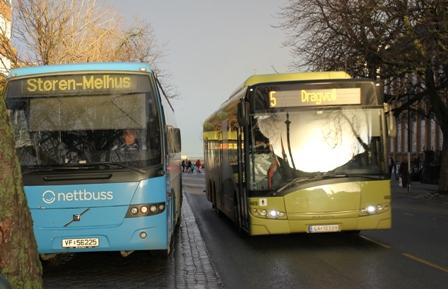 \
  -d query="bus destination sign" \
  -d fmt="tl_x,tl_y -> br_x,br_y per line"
268,88 -> 361,108
22,74 -> 136,95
